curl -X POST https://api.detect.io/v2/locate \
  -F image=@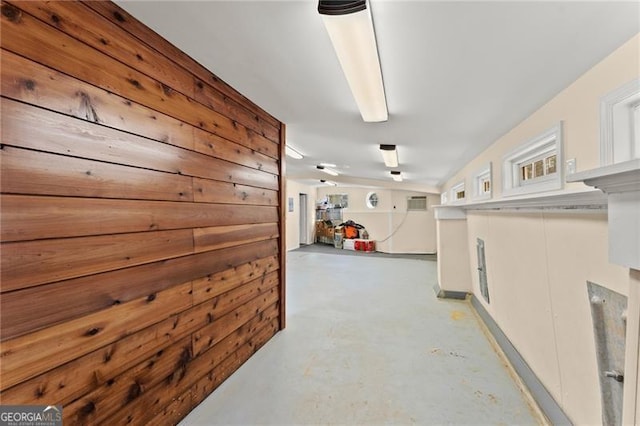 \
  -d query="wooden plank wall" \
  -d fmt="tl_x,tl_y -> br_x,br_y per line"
0,1 -> 286,423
